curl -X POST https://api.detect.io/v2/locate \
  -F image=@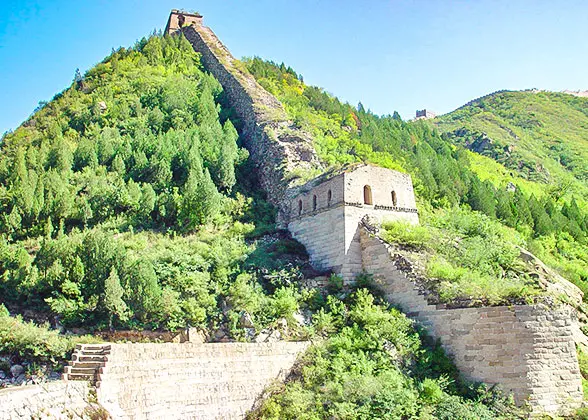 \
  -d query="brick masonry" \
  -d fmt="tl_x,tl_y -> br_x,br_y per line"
360,228 -> 583,415
173,14 -> 322,226
95,341 -> 309,419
